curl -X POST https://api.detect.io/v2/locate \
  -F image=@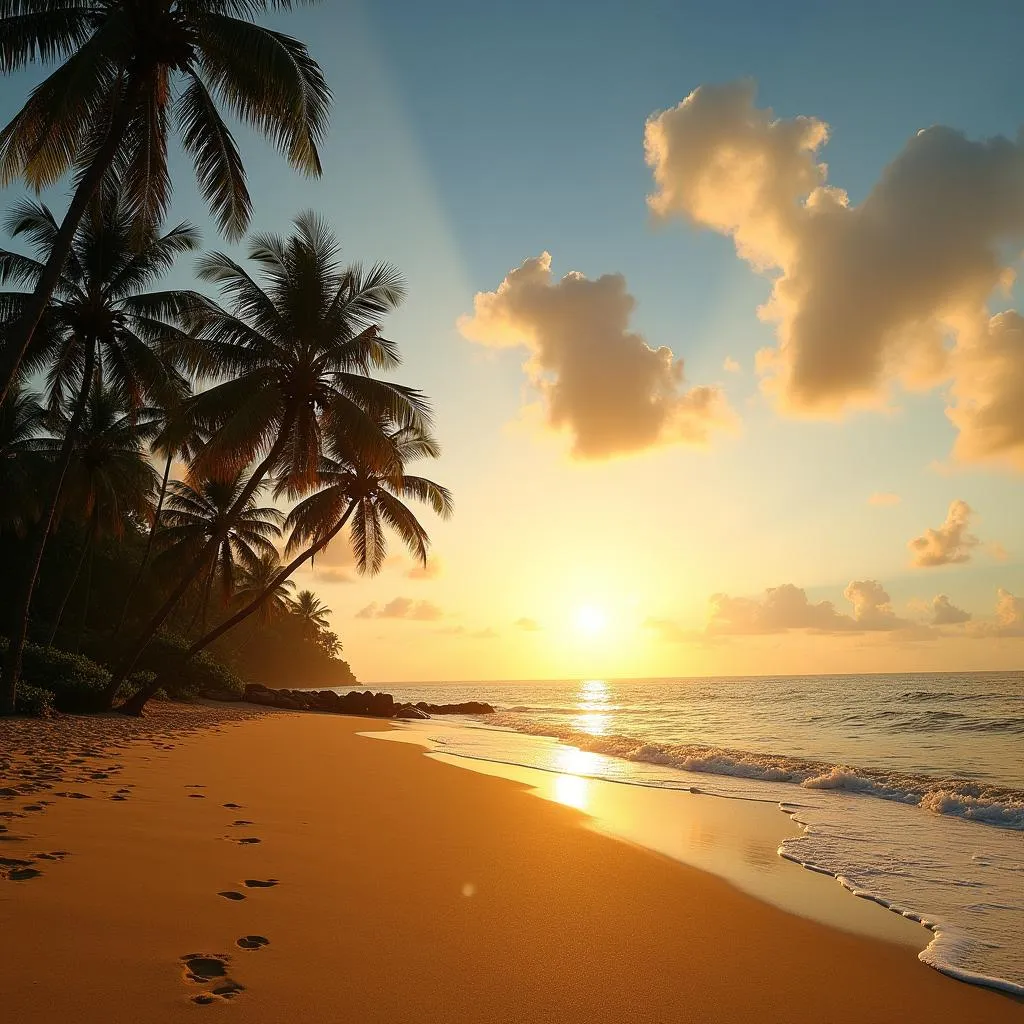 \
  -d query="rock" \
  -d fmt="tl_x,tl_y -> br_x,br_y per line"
243,683 -> 271,700
246,690 -> 277,707
420,701 -> 495,715
369,692 -> 395,718
394,705 -> 430,720
273,695 -> 302,710
202,688 -> 242,702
